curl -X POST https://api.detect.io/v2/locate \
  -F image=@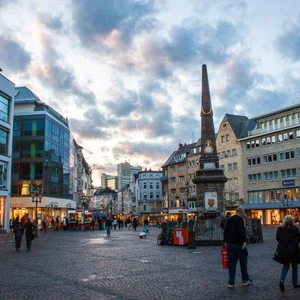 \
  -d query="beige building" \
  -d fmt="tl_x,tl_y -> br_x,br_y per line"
217,104 -> 300,224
